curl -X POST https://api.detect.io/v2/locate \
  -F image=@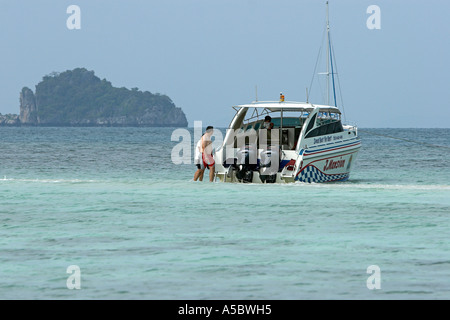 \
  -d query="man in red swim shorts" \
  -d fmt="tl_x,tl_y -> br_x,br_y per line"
194,126 -> 215,182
